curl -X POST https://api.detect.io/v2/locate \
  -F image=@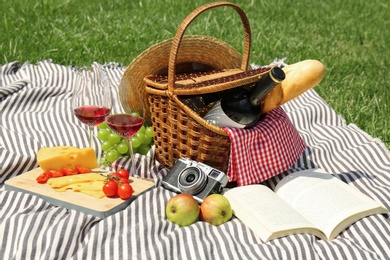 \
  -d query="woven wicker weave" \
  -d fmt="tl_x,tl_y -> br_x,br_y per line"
145,2 -> 270,171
